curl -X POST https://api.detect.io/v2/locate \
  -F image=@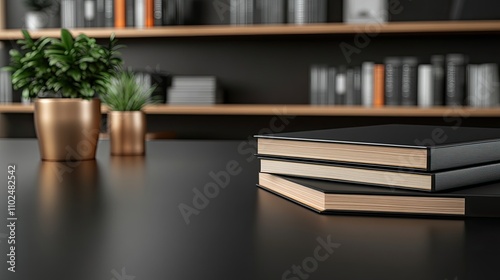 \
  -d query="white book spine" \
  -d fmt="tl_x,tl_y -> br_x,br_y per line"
418,65 -> 433,107
135,0 -> 145,28
361,62 -> 374,107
